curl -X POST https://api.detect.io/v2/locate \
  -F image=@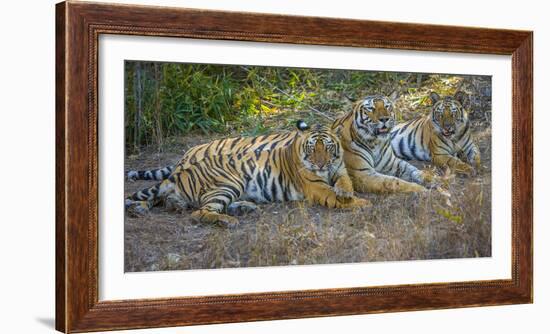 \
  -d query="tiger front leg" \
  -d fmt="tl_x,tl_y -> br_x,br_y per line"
386,157 -> 438,189
350,170 -> 426,194
463,144 -> 481,170
432,153 -> 475,176
332,171 -> 355,203
471,152 -> 481,169
305,182 -> 371,209
455,131 -> 482,172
